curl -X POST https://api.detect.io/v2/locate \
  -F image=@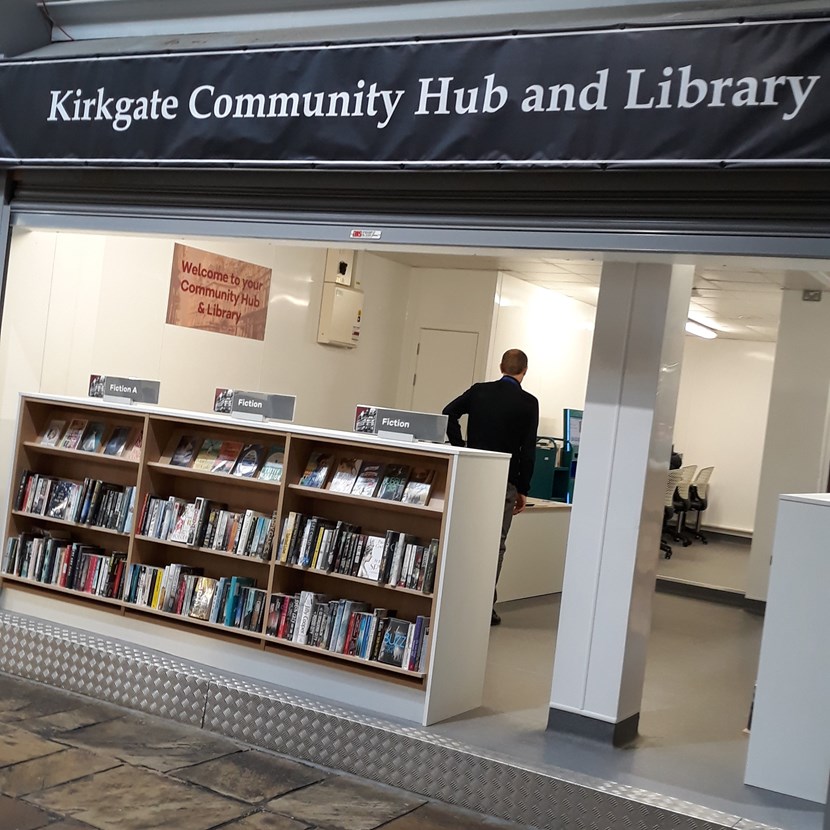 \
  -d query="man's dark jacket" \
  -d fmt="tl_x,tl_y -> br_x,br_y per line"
443,377 -> 539,495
